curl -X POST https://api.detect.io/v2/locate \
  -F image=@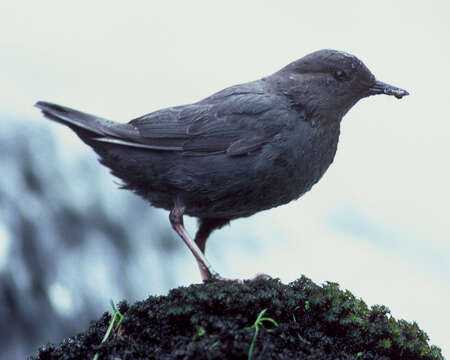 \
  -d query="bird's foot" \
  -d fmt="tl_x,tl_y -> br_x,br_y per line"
207,275 -> 243,284
250,273 -> 272,281
204,272 -> 272,283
